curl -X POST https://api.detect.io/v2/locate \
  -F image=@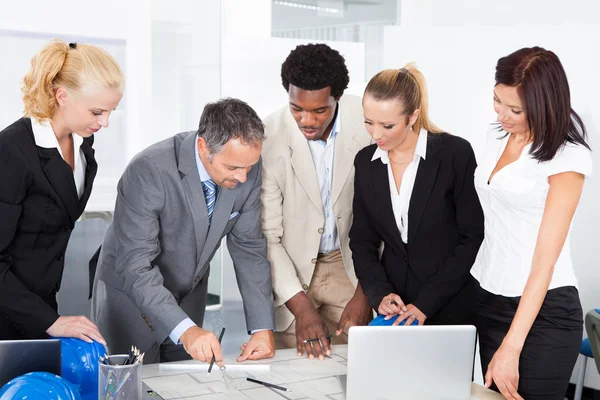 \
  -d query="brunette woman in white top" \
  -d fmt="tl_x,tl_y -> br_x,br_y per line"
471,47 -> 592,400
